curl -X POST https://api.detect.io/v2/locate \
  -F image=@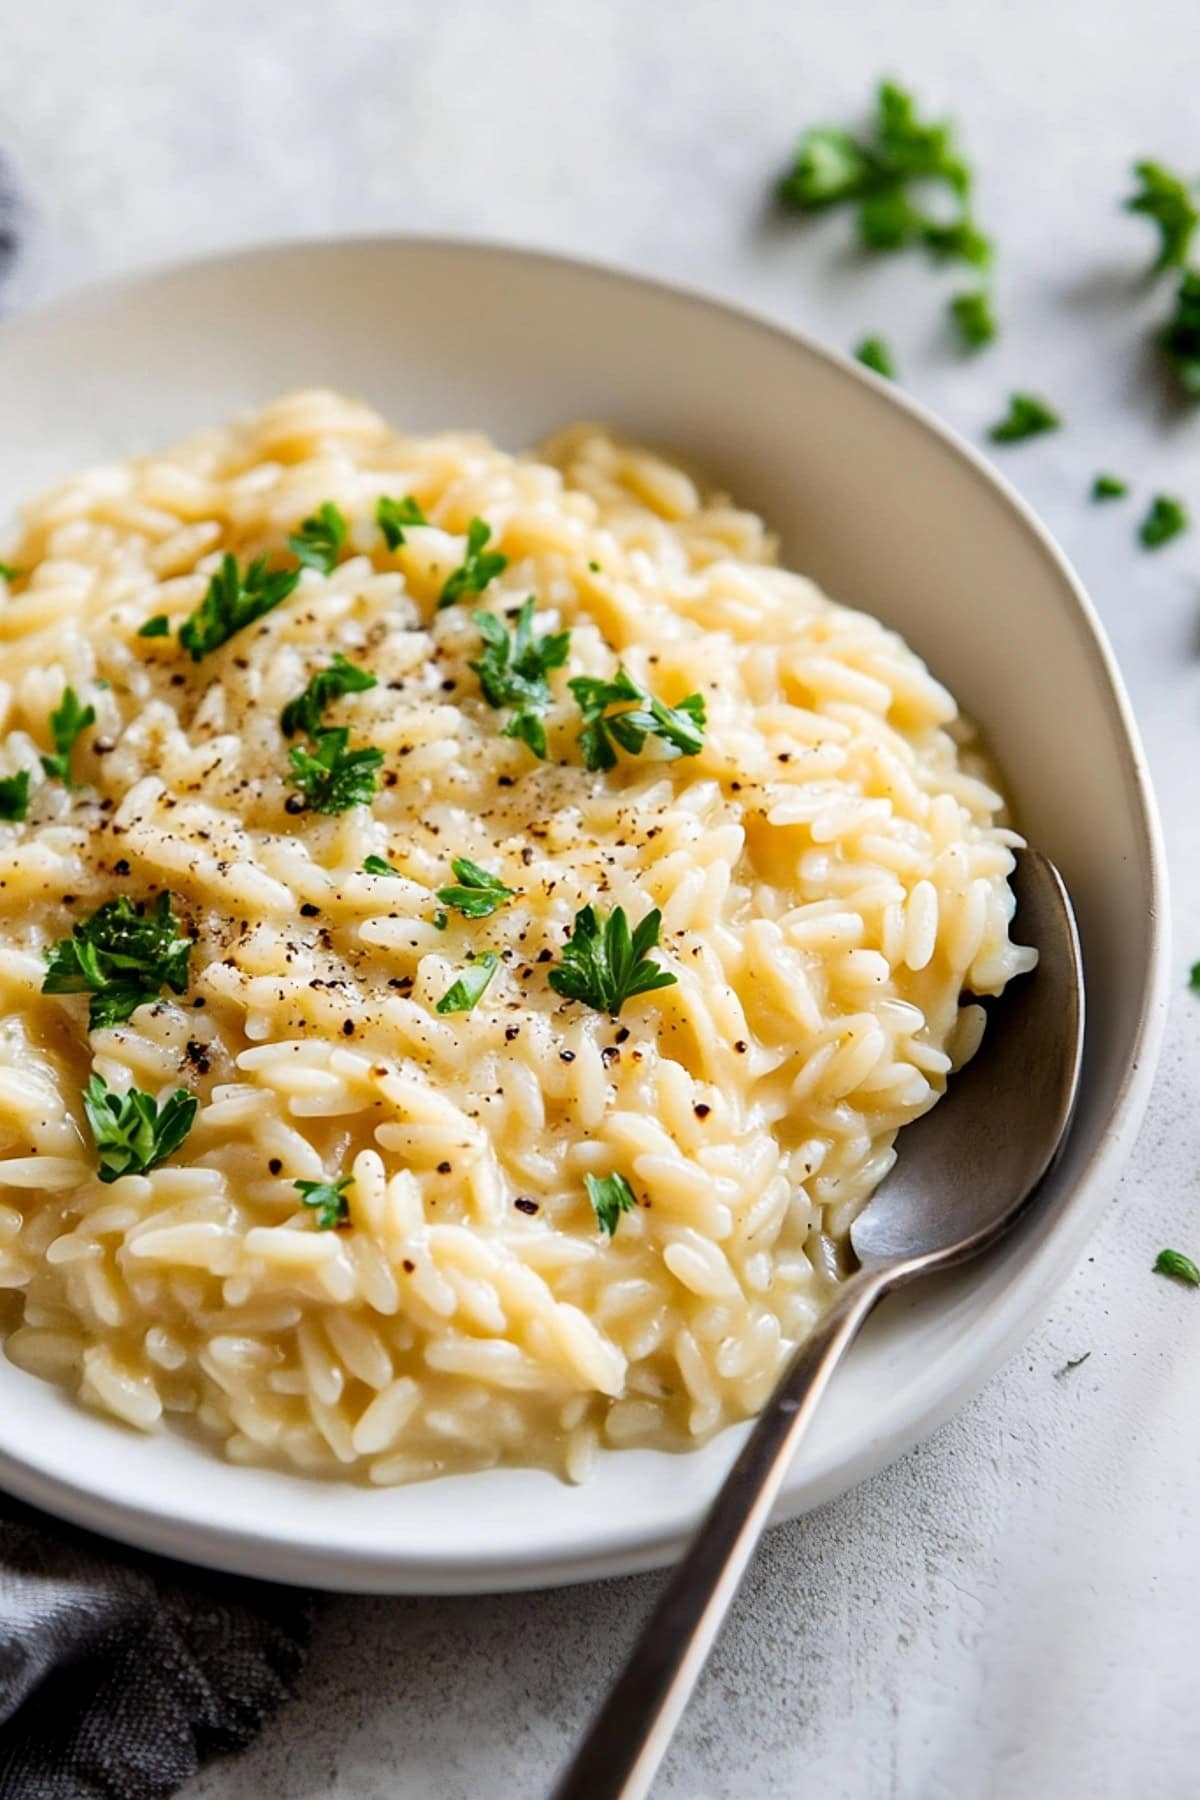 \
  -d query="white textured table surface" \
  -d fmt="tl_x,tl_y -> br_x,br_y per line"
4,4 -> 1199,1795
